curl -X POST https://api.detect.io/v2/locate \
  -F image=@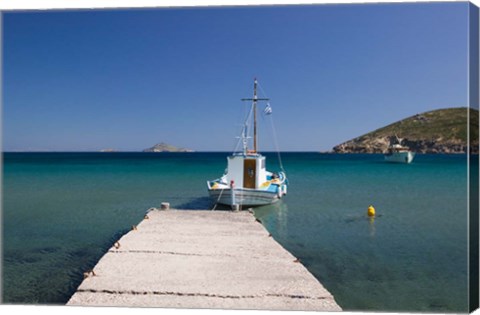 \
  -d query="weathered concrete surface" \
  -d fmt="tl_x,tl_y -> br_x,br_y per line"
67,210 -> 341,311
